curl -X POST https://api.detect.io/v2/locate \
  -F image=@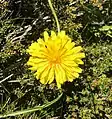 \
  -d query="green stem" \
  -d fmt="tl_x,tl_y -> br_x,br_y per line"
48,0 -> 60,32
